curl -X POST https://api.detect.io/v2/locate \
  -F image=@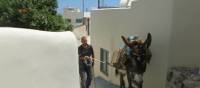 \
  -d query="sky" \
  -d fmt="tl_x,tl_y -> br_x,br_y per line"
57,0 -> 120,13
